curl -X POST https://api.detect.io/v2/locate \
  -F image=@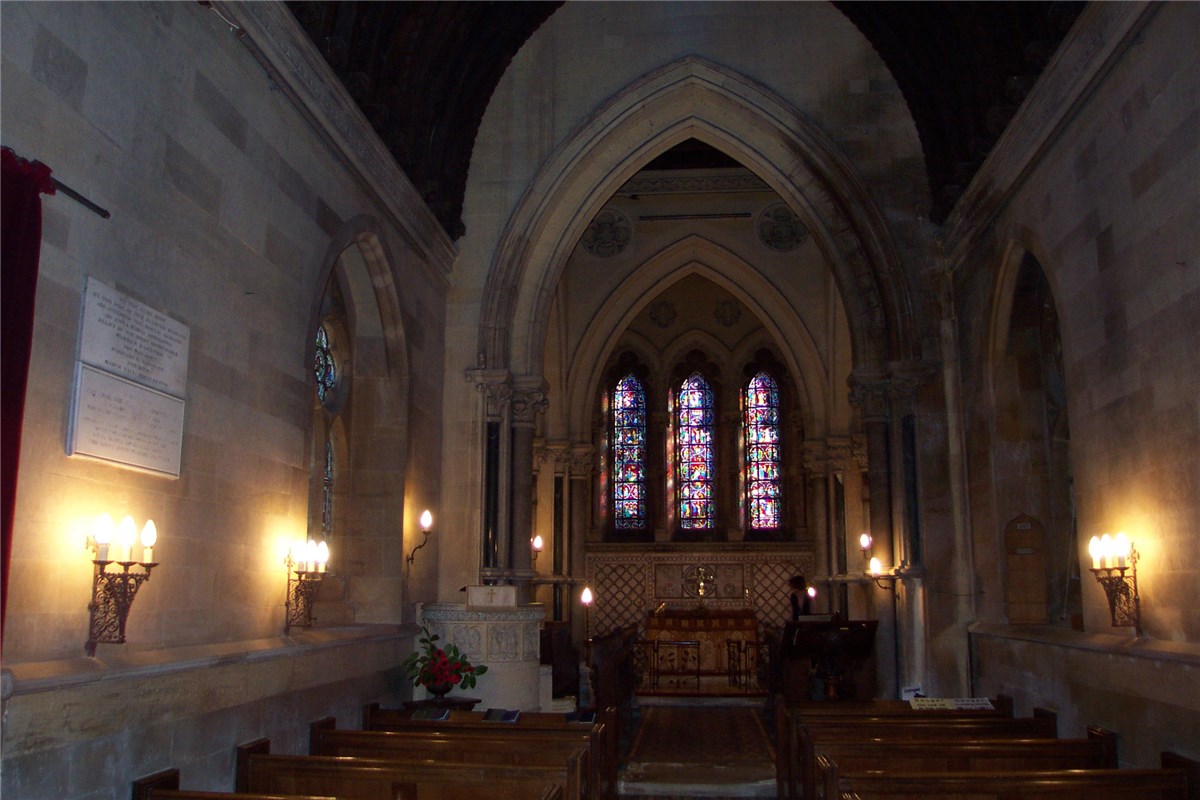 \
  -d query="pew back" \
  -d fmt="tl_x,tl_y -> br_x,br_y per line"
785,712 -> 1059,799
309,723 -> 589,800
238,750 -> 573,800
831,765 -> 1189,799
363,704 -> 617,800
